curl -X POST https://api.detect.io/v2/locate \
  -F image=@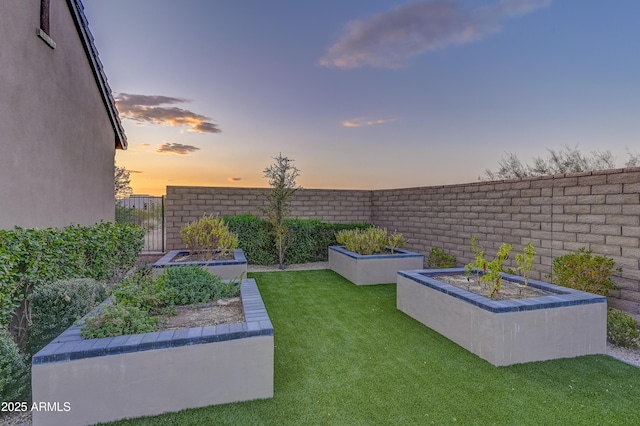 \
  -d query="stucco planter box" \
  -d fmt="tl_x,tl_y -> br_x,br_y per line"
397,269 -> 607,366
152,248 -> 248,280
329,245 -> 424,285
31,279 -> 273,426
